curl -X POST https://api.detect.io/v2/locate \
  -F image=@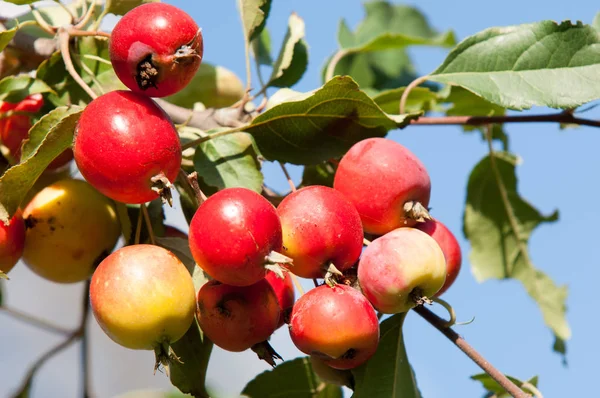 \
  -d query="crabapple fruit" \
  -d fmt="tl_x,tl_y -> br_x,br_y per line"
265,271 -> 295,328
73,90 -> 181,204
109,3 -> 203,97
277,186 -> 363,279
334,138 -> 431,235
196,279 -> 280,352
416,219 -> 462,296
289,284 -> 379,370
0,94 -> 72,170
90,244 -> 196,356
0,210 -> 26,274
22,179 -> 120,283
358,228 -> 446,314
189,188 -> 289,286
